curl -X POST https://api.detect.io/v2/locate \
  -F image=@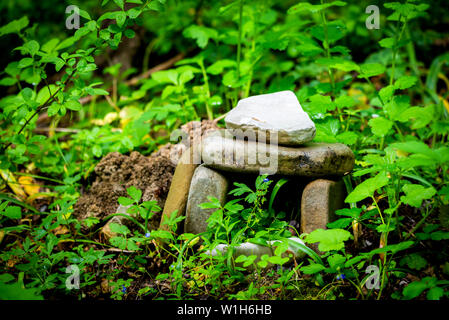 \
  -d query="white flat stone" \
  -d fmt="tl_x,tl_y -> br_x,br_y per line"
206,237 -> 307,270
225,90 -> 316,146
